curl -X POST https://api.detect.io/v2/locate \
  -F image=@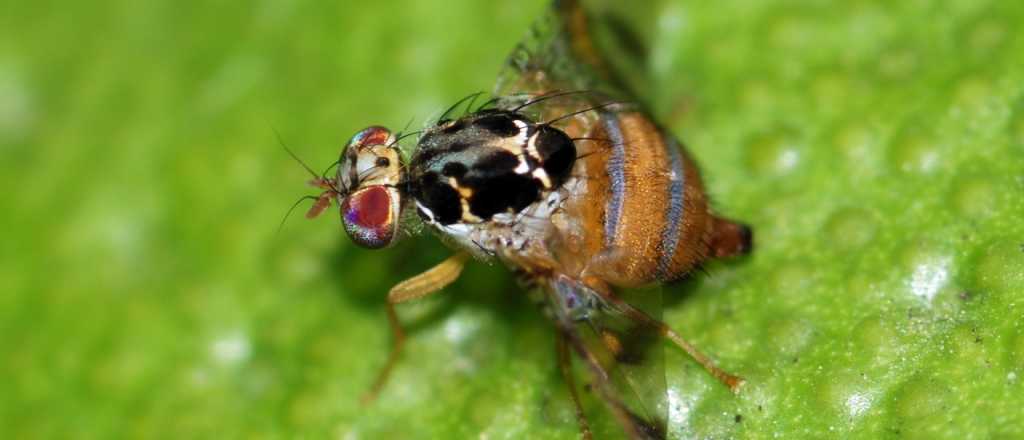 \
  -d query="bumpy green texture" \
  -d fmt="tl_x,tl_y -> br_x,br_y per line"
2,1 -> 1023,439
